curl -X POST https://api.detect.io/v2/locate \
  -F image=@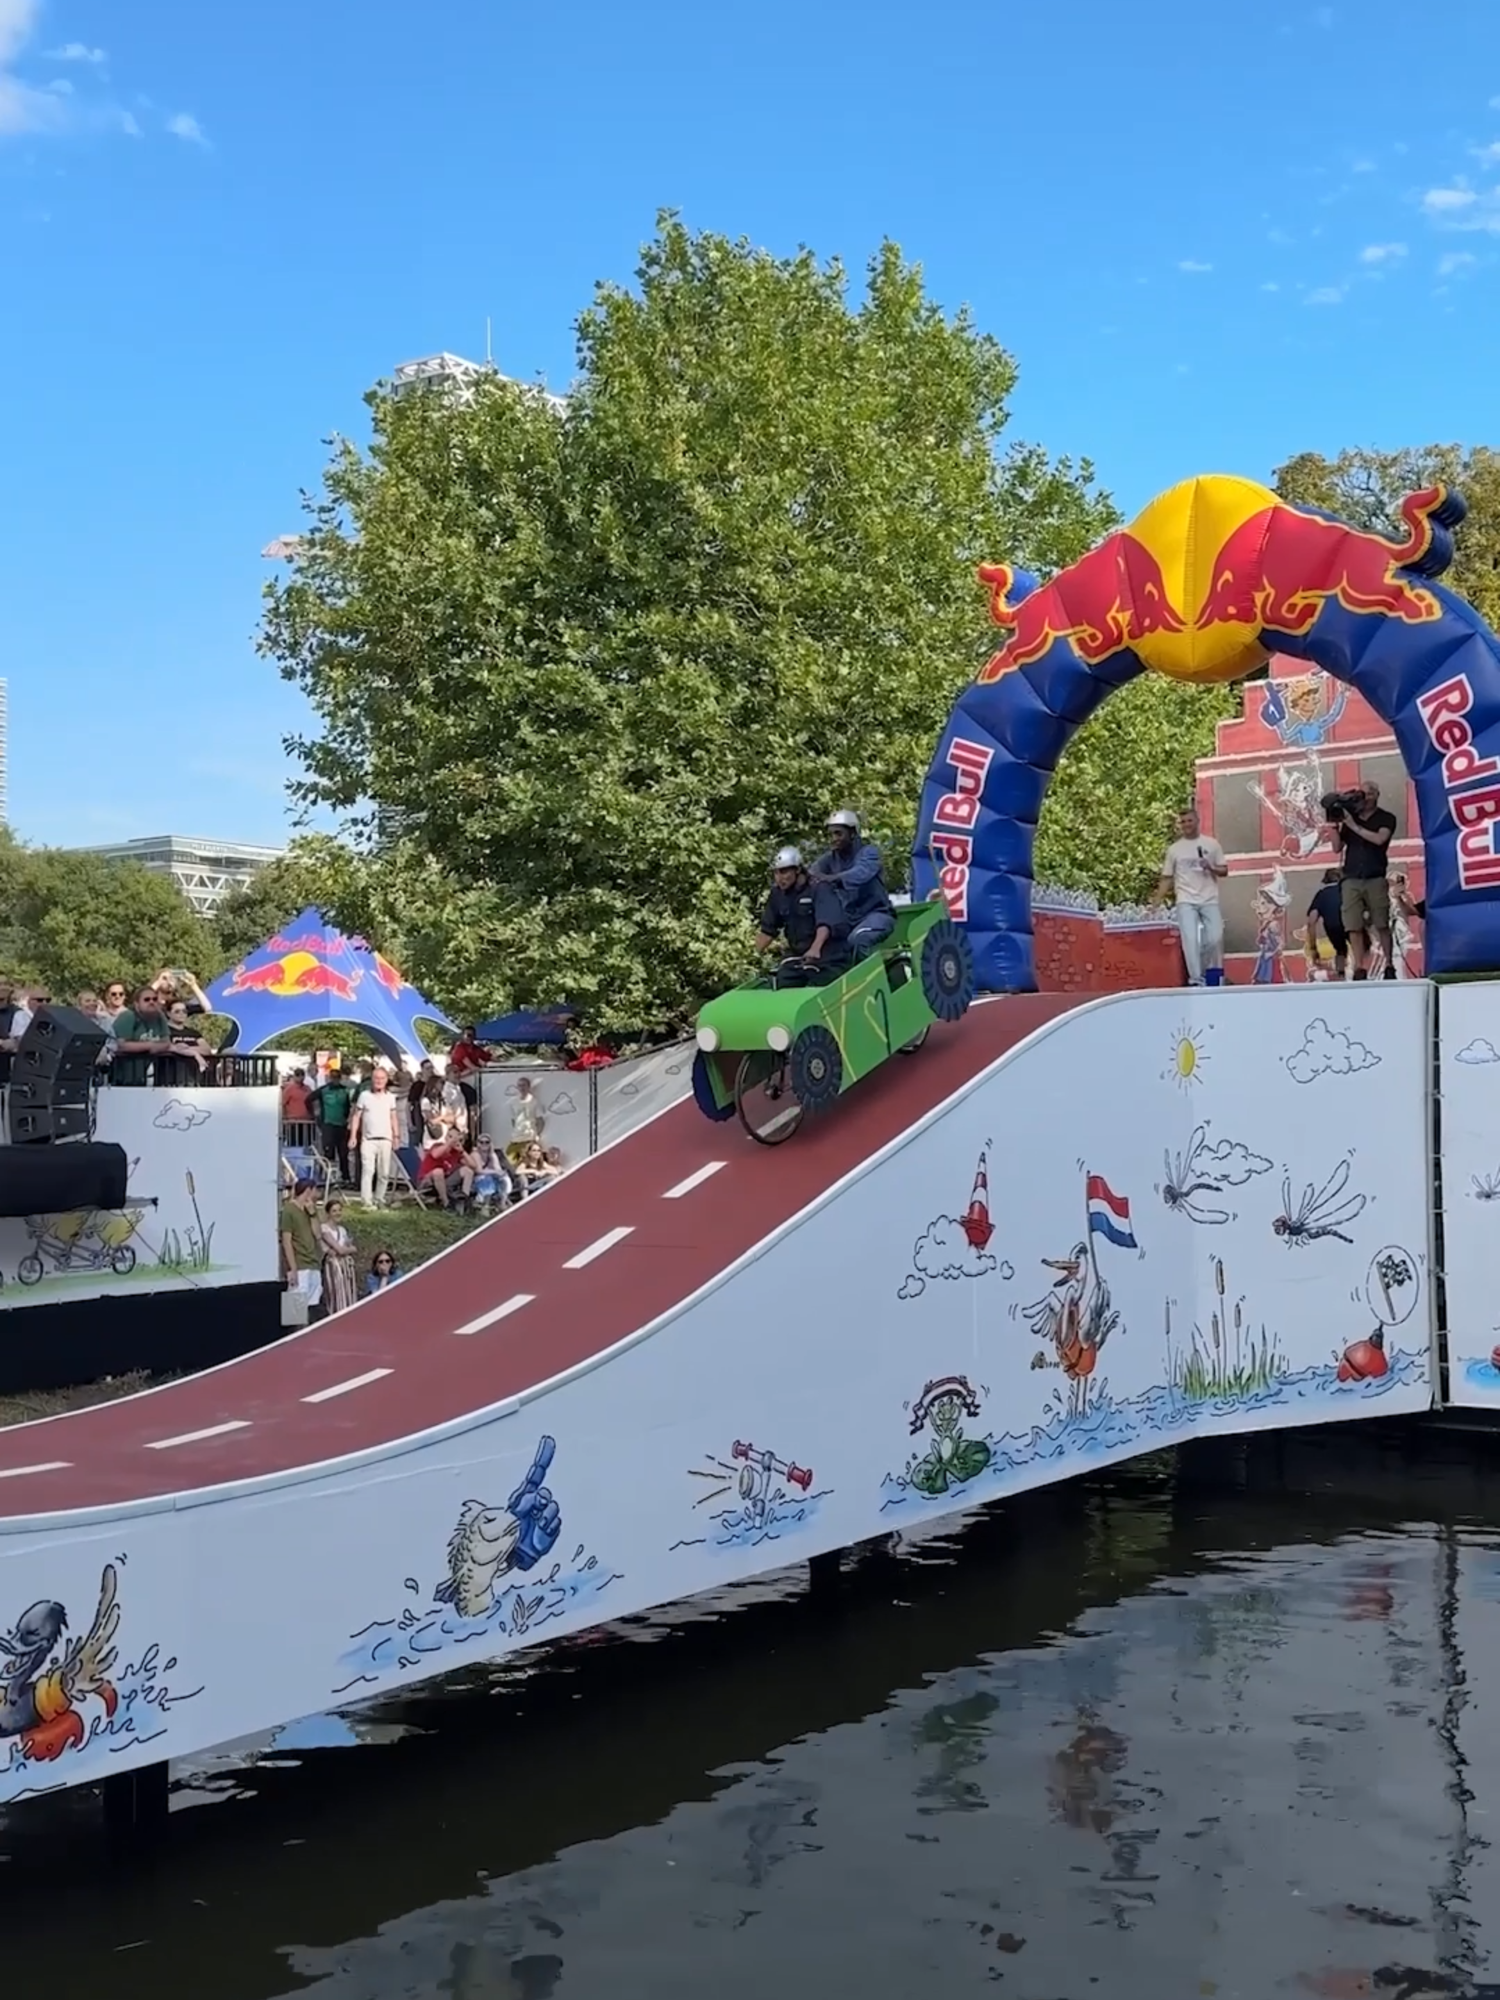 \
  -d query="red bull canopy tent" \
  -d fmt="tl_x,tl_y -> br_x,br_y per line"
205,908 -> 456,1062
